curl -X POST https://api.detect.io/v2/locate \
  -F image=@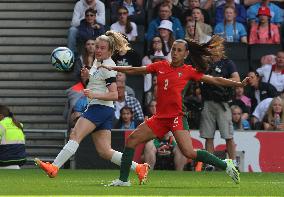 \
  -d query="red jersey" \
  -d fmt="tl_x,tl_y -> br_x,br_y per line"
146,61 -> 203,118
